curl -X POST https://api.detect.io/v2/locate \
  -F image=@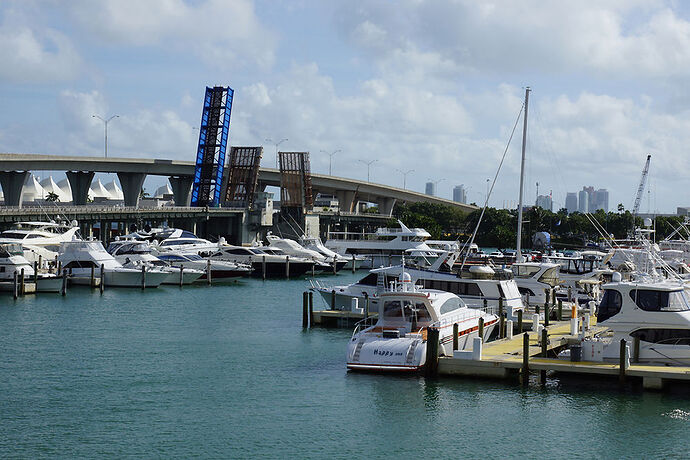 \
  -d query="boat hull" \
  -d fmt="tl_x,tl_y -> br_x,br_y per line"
250,260 -> 314,278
